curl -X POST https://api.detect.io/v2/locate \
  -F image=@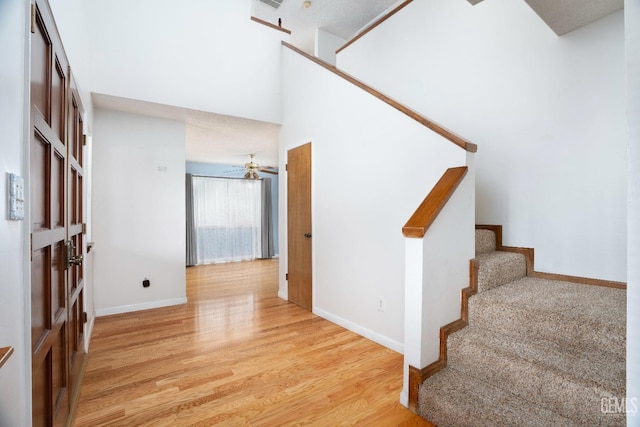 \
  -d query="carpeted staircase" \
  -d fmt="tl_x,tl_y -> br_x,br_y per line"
417,229 -> 627,426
